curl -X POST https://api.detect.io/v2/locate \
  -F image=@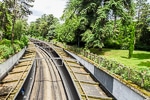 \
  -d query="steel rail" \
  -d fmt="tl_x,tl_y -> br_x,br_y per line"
30,38 -> 113,100
53,48 -> 89,100
0,43 -> 36,100
37,46 -> 64,99
35,53 -> 44,100
4,53 -> 35,100
51,44 -> 113,100
30,45 -> 67,100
